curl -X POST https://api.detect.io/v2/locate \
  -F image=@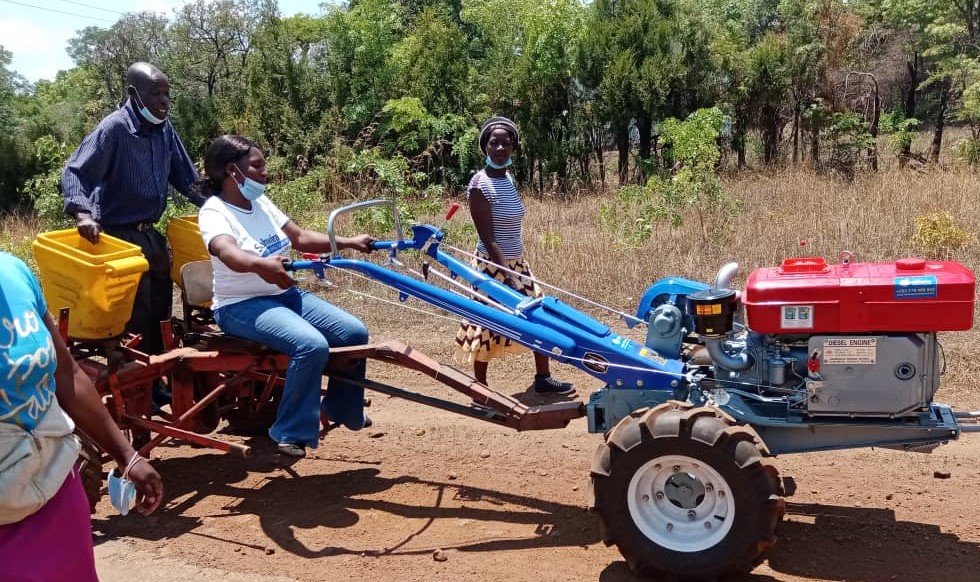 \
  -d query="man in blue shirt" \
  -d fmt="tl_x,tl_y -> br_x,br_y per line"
61,62 -> 204,408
